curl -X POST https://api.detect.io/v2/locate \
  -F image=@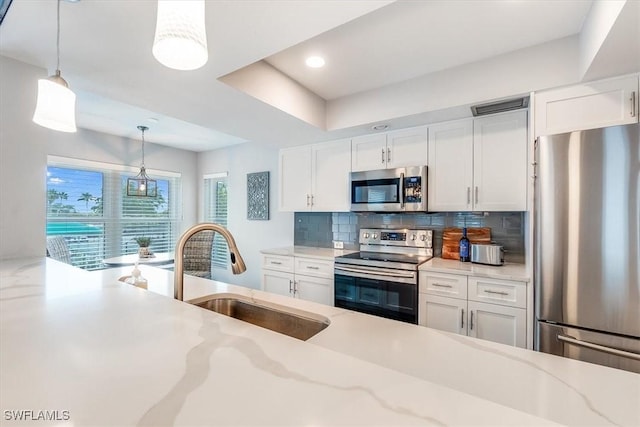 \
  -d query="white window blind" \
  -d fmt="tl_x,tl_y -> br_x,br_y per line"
46,158 -> 182,270
204,173 -> 228,268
